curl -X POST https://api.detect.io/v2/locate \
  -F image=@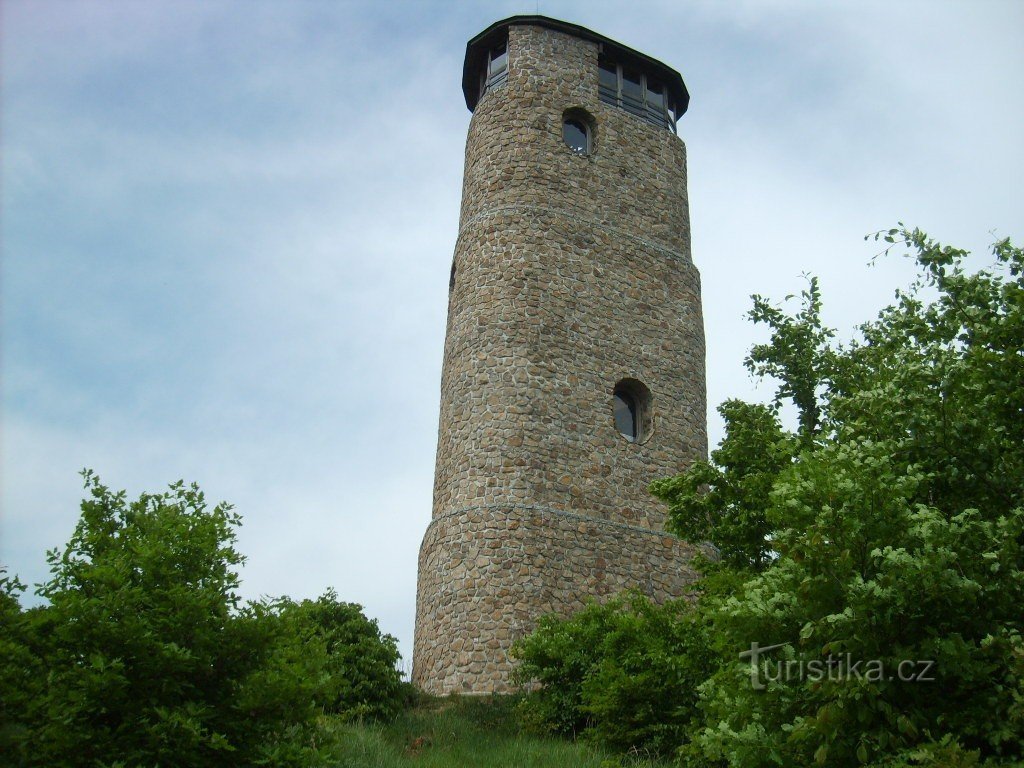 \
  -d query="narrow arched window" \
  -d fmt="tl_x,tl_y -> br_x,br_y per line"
612,378 -> 653,444
562,118 -> 589,154
479,41 -> 508,98
613,391 -> 638,441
